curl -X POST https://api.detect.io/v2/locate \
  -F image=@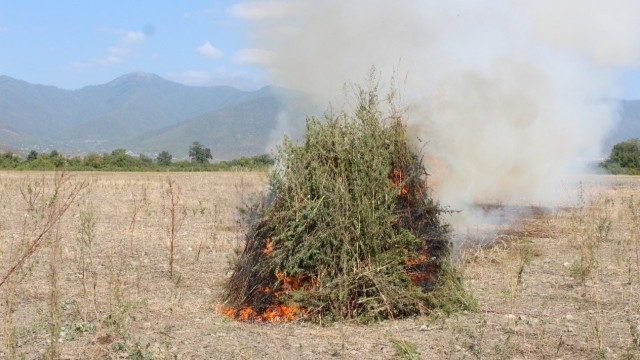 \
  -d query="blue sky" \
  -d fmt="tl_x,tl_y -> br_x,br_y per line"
0,1 -> 270,90
0,1 -> 639,99
621,69 -> 640,99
